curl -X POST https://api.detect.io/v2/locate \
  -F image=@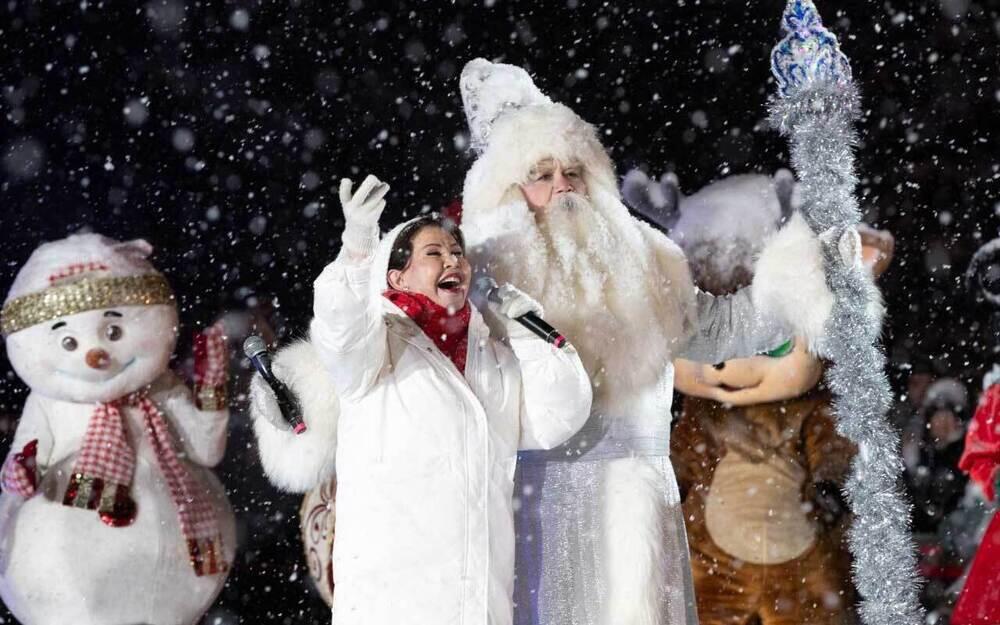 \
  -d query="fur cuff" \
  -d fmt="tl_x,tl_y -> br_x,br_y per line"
250,338 -> 340,493
752,212 -> 833,354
